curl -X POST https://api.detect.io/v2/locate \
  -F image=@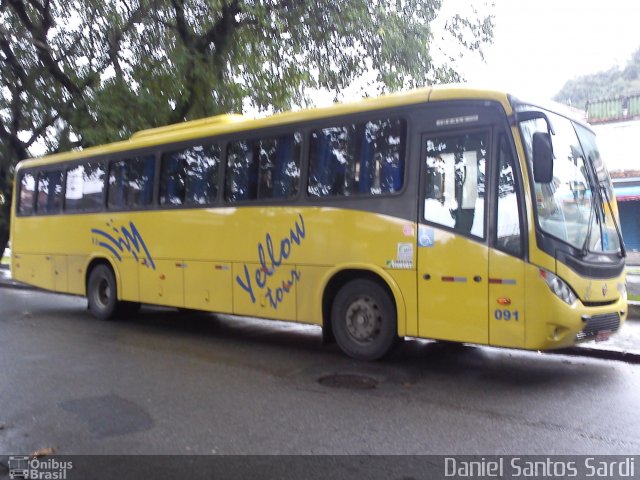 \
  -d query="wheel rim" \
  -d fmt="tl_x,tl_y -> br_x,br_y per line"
96,276 -> 111,309
345,295 -> 382,344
